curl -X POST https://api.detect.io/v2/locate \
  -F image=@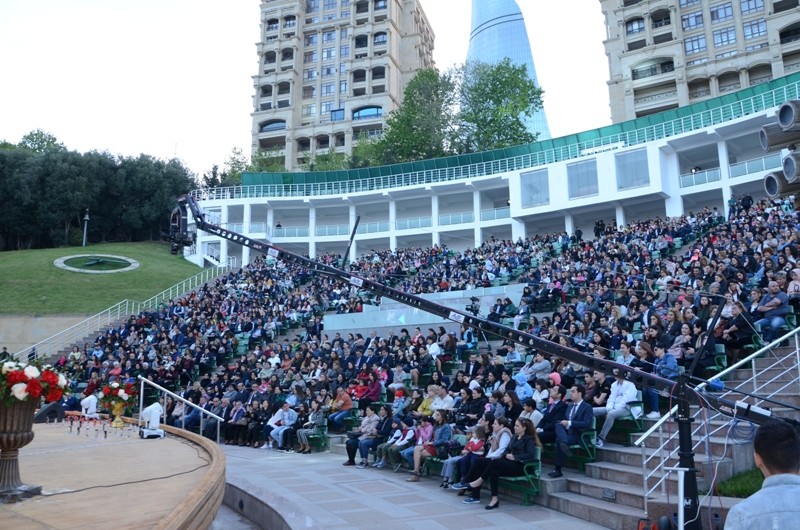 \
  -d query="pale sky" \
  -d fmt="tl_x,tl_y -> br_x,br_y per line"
0,0 -> 610,176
